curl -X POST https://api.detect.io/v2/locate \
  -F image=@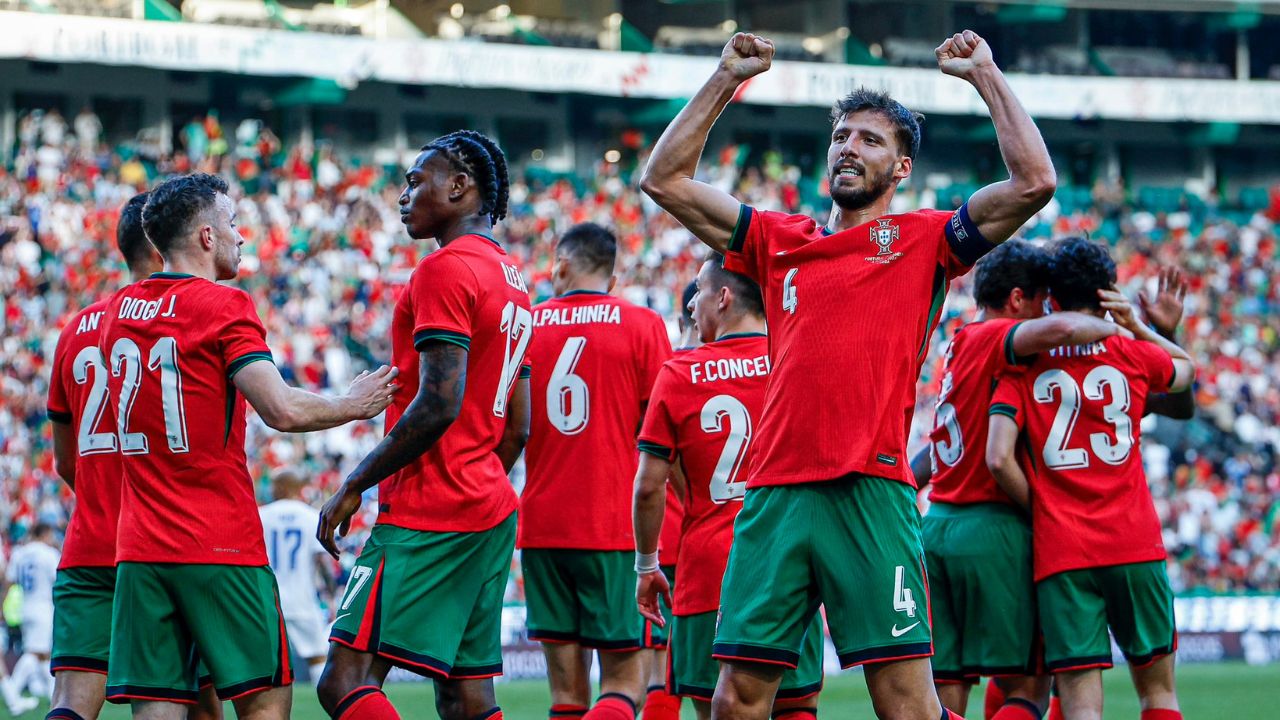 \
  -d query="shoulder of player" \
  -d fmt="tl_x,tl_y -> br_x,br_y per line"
412,244 -> 482,285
